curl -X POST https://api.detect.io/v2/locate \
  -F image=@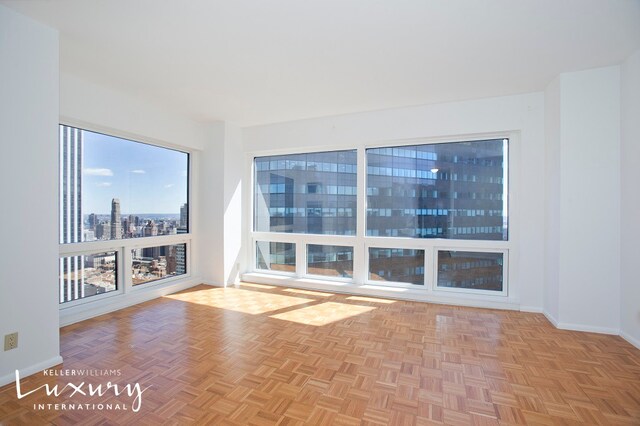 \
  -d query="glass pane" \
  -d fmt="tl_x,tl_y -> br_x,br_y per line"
368,248 -> 424,285
307,244 -> 353,278
366,139 -> 507,240
132,243 -> 187,286
59,125 -> 189,244
254,150 -> 357,235
437,251 -> 504,291
256,241 -> 296,272
59,251 -> 117,303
